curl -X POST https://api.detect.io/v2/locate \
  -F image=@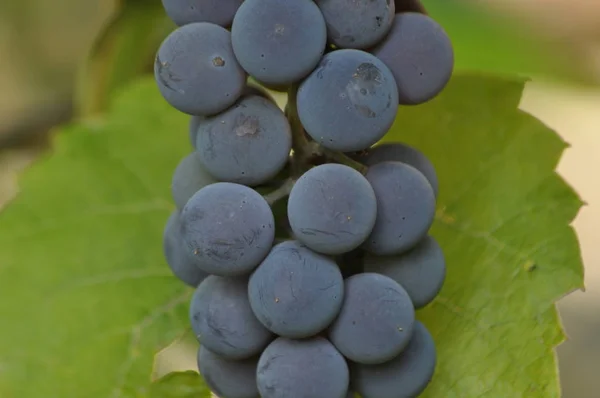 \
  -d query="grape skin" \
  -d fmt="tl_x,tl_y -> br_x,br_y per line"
163,211 -> 208,287
316,0 -> 395,49
195,95 -> 292,186
297,49 -> 399,152
364,235 -> 445,309
257,337 -> 349,398
181,182 -> 275,276
363,161 -> 435,256
187,86 -> 273,150
154,22 -> 246,116
190,276 -> 273,359
372,13 -> 454,105
351,321 -> 436,398
356,142 -> 439,197
188,116 -> 203,149
248,240 -> 344,338
197,346 -> 260,398
328,273 -> 415,365
287,164 -> 377,255
231,0 -> 327,85
161,0 -> 243,27
171,153 -> 217,210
